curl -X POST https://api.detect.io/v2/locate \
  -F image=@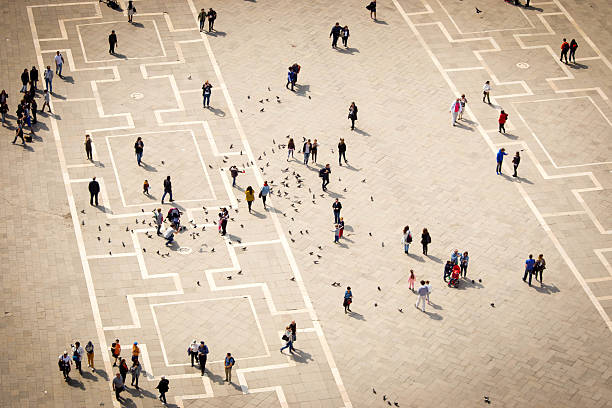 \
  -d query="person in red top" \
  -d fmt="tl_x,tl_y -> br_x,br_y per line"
498,110 -> 508,134
560,38 -> 569,64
